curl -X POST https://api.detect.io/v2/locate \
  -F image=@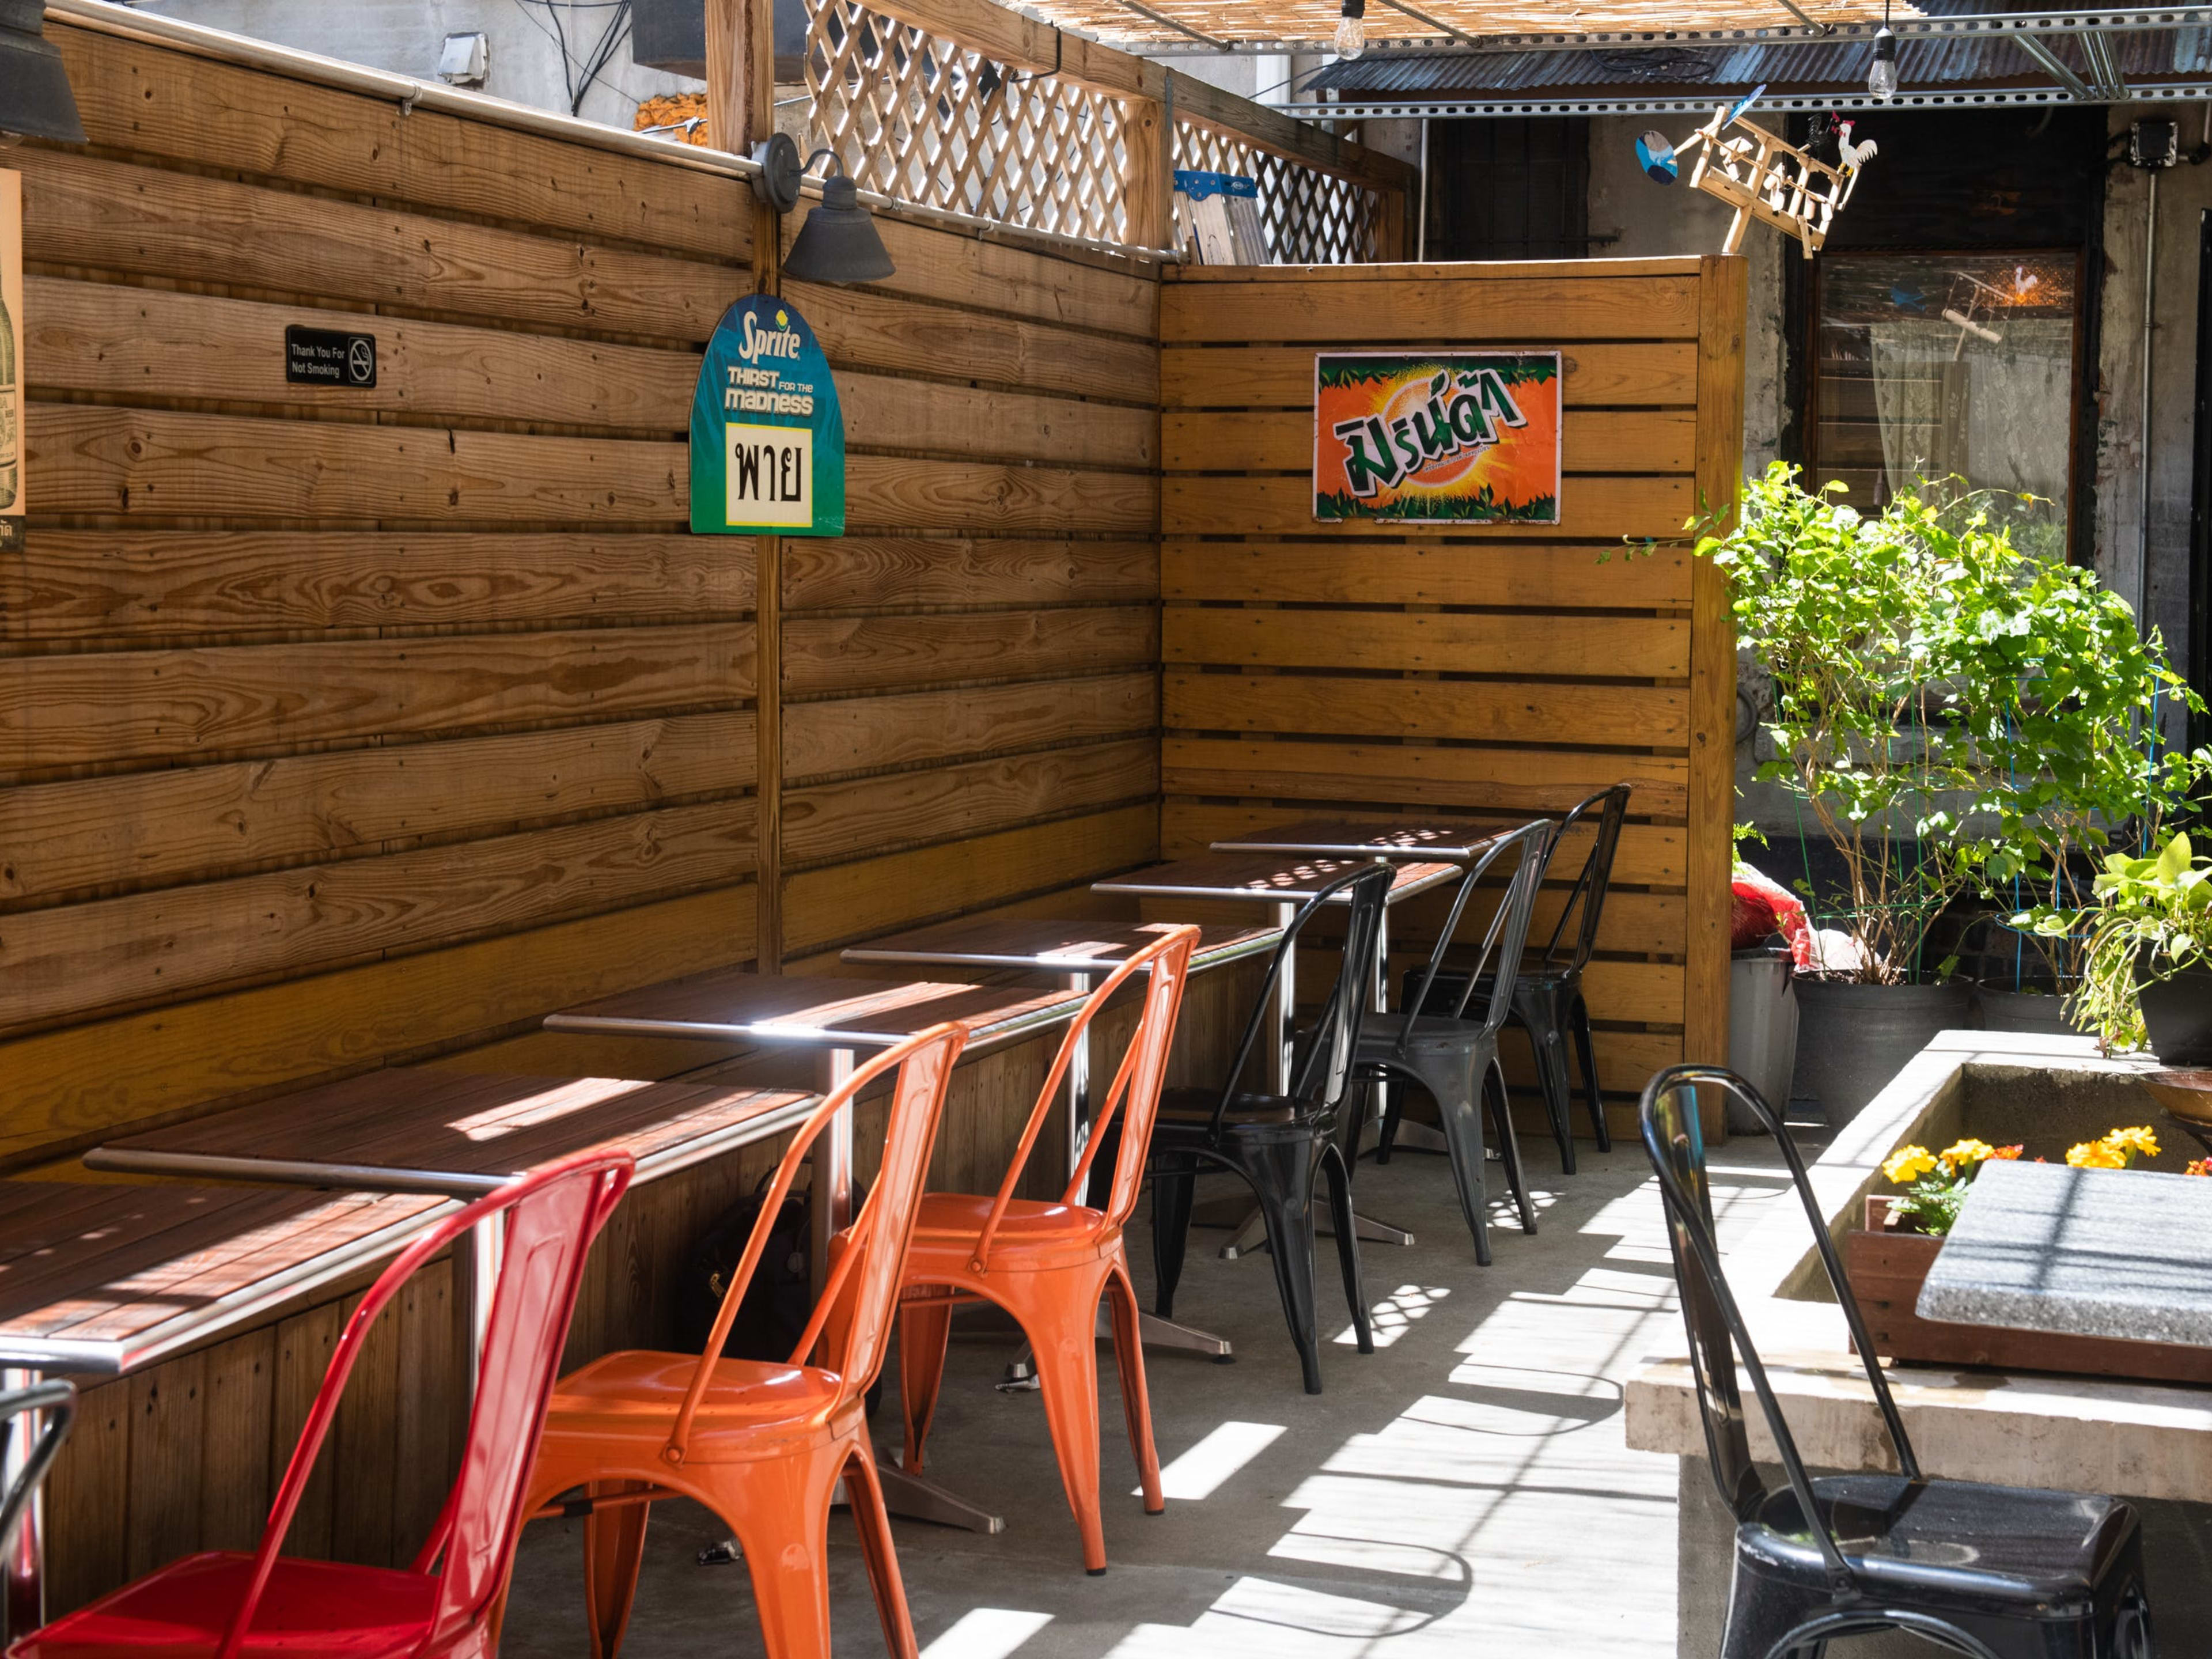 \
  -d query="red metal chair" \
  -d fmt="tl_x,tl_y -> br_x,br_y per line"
516,1021 -> 967,1659
895,925 -> 1198,1574
7,1147 -> 634,1659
